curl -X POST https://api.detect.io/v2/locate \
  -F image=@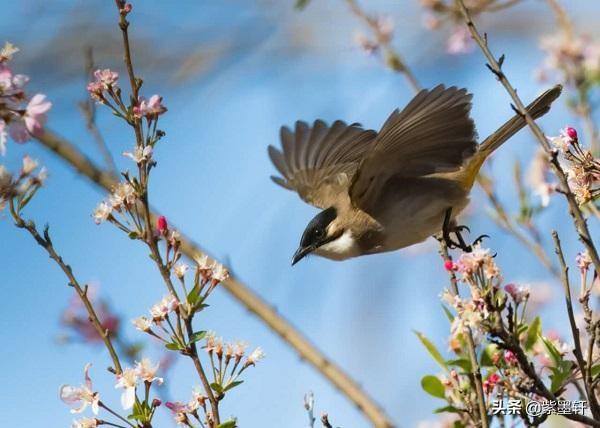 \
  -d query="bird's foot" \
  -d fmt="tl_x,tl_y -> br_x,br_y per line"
440,208 -> 489,253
